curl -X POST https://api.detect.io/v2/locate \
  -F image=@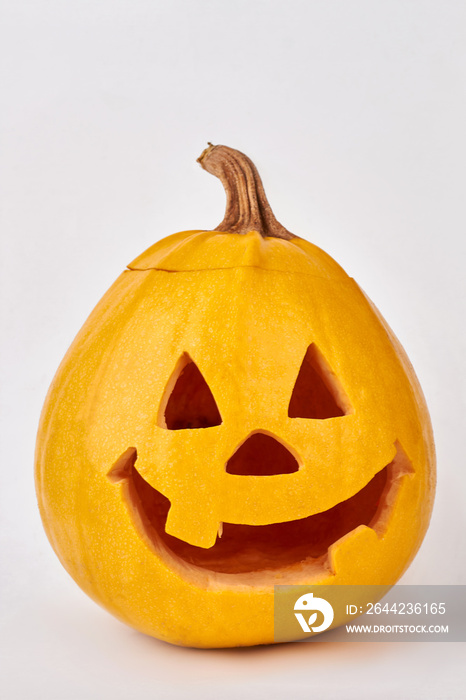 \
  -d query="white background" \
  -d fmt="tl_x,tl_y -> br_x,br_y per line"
1,1 -> 465,698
